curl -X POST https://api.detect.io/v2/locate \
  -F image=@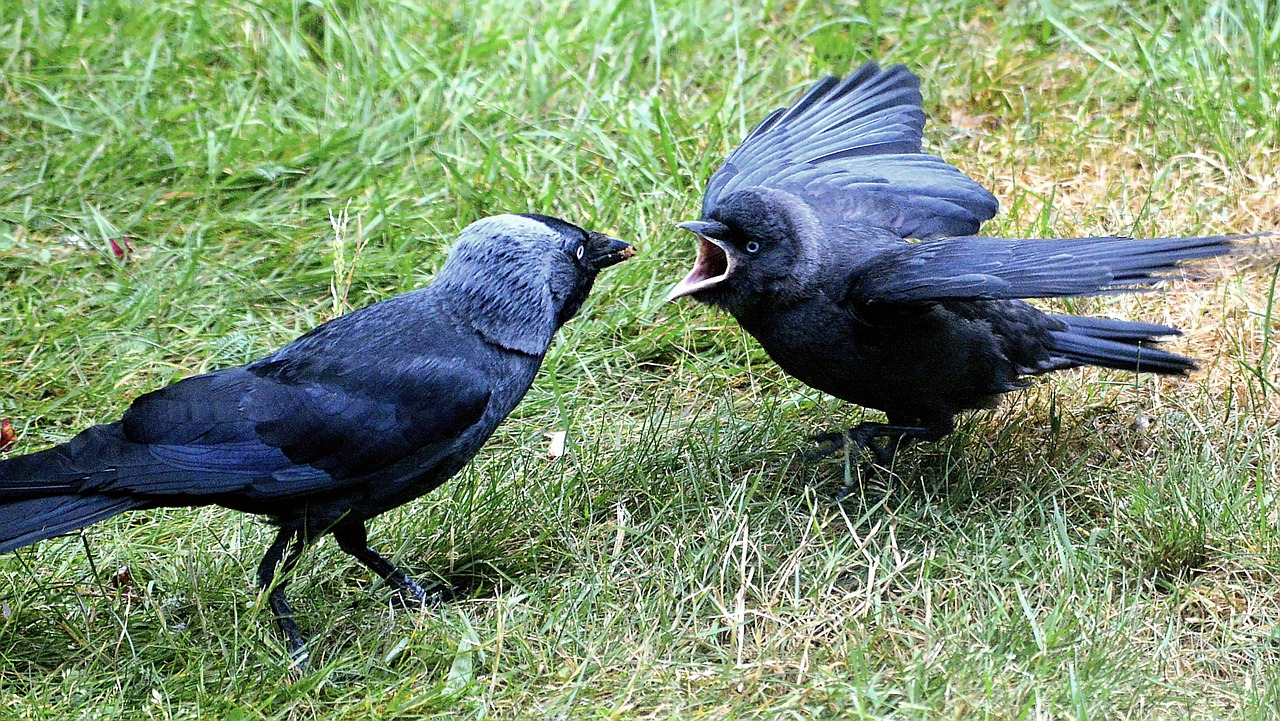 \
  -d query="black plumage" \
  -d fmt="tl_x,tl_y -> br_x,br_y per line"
668,62 -> 1246,478
0,213 -> 632,662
